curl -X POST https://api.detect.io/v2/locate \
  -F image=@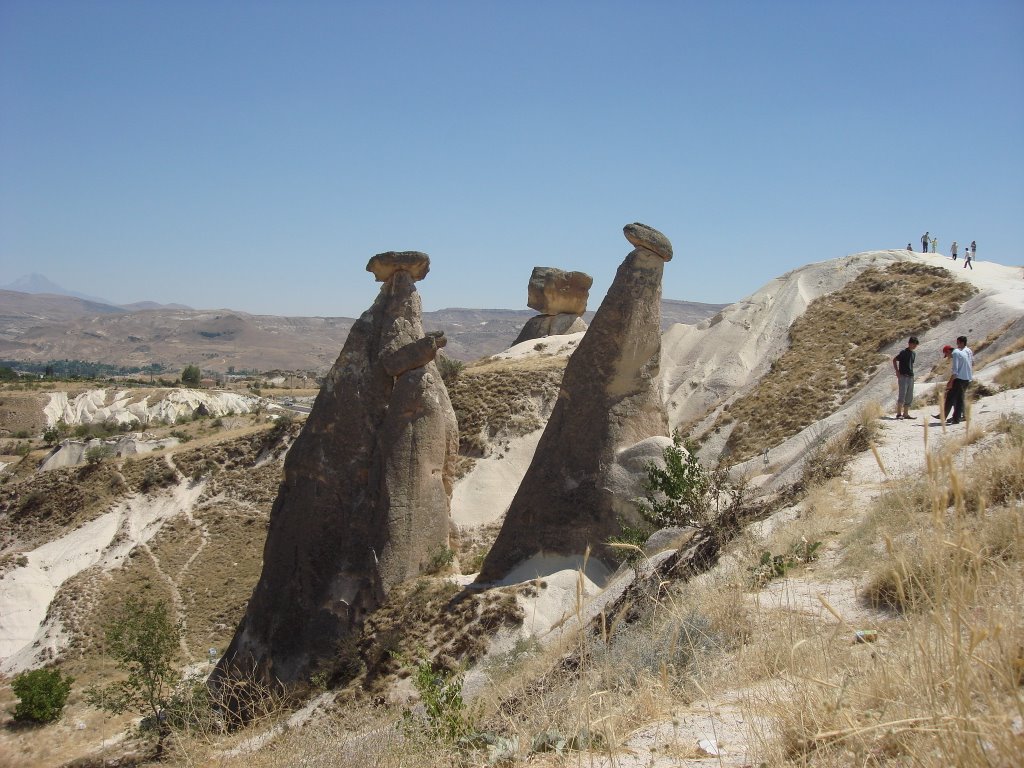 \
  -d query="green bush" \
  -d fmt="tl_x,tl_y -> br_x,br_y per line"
181,364 -> 202,388
637,434 -> 717,529
12,667 -> 74,723
85,444 -> 116,465
411,657 -> 471,743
